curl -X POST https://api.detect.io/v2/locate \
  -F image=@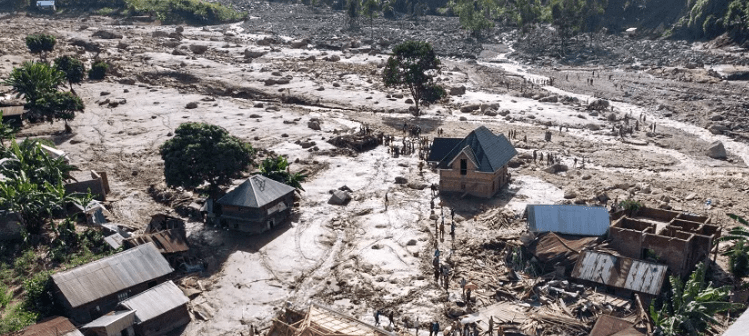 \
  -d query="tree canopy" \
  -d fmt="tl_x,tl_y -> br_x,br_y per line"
5,61 -> 64,105
160,123 -> 254,194
382,41 -> 444,116
25,34 -> 56,60
53,56 -> 86,91
257,156 -> 307,191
